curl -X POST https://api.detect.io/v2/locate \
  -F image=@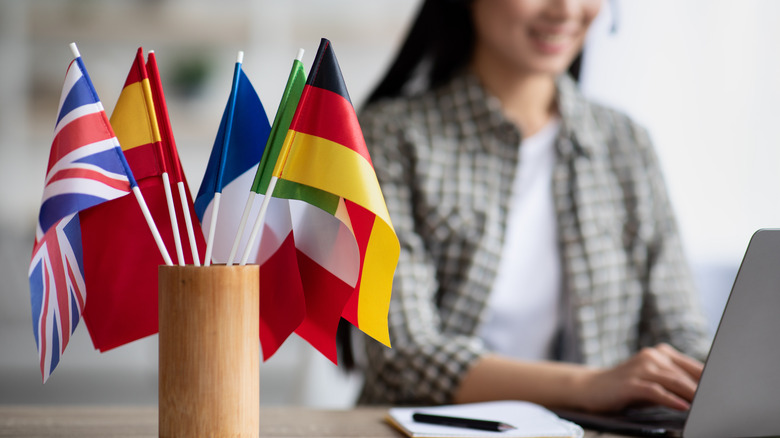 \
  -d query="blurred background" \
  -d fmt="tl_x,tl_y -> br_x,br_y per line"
1,0 -> 779,407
